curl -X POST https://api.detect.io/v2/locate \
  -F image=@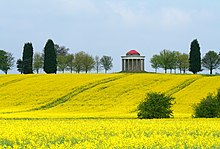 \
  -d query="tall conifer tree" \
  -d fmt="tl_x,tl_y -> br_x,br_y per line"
22,43 -> 33,74
189,39 -> 202,74
43,39 -> 57,74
